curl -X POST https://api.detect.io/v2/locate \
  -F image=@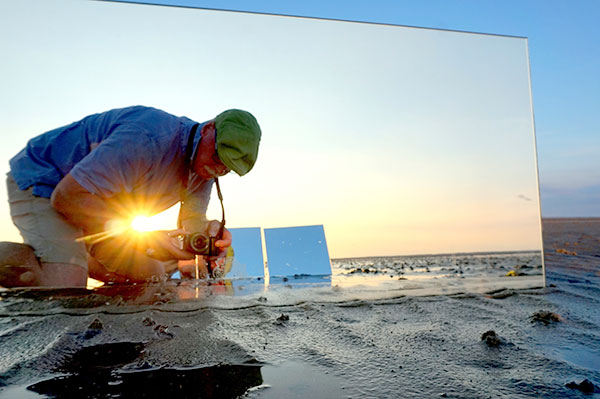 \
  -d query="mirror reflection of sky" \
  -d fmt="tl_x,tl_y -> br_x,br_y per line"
264,225 -> 331,277
104,0 -> 600,218
228,228 -> 264,277
0,1 -> 541,258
